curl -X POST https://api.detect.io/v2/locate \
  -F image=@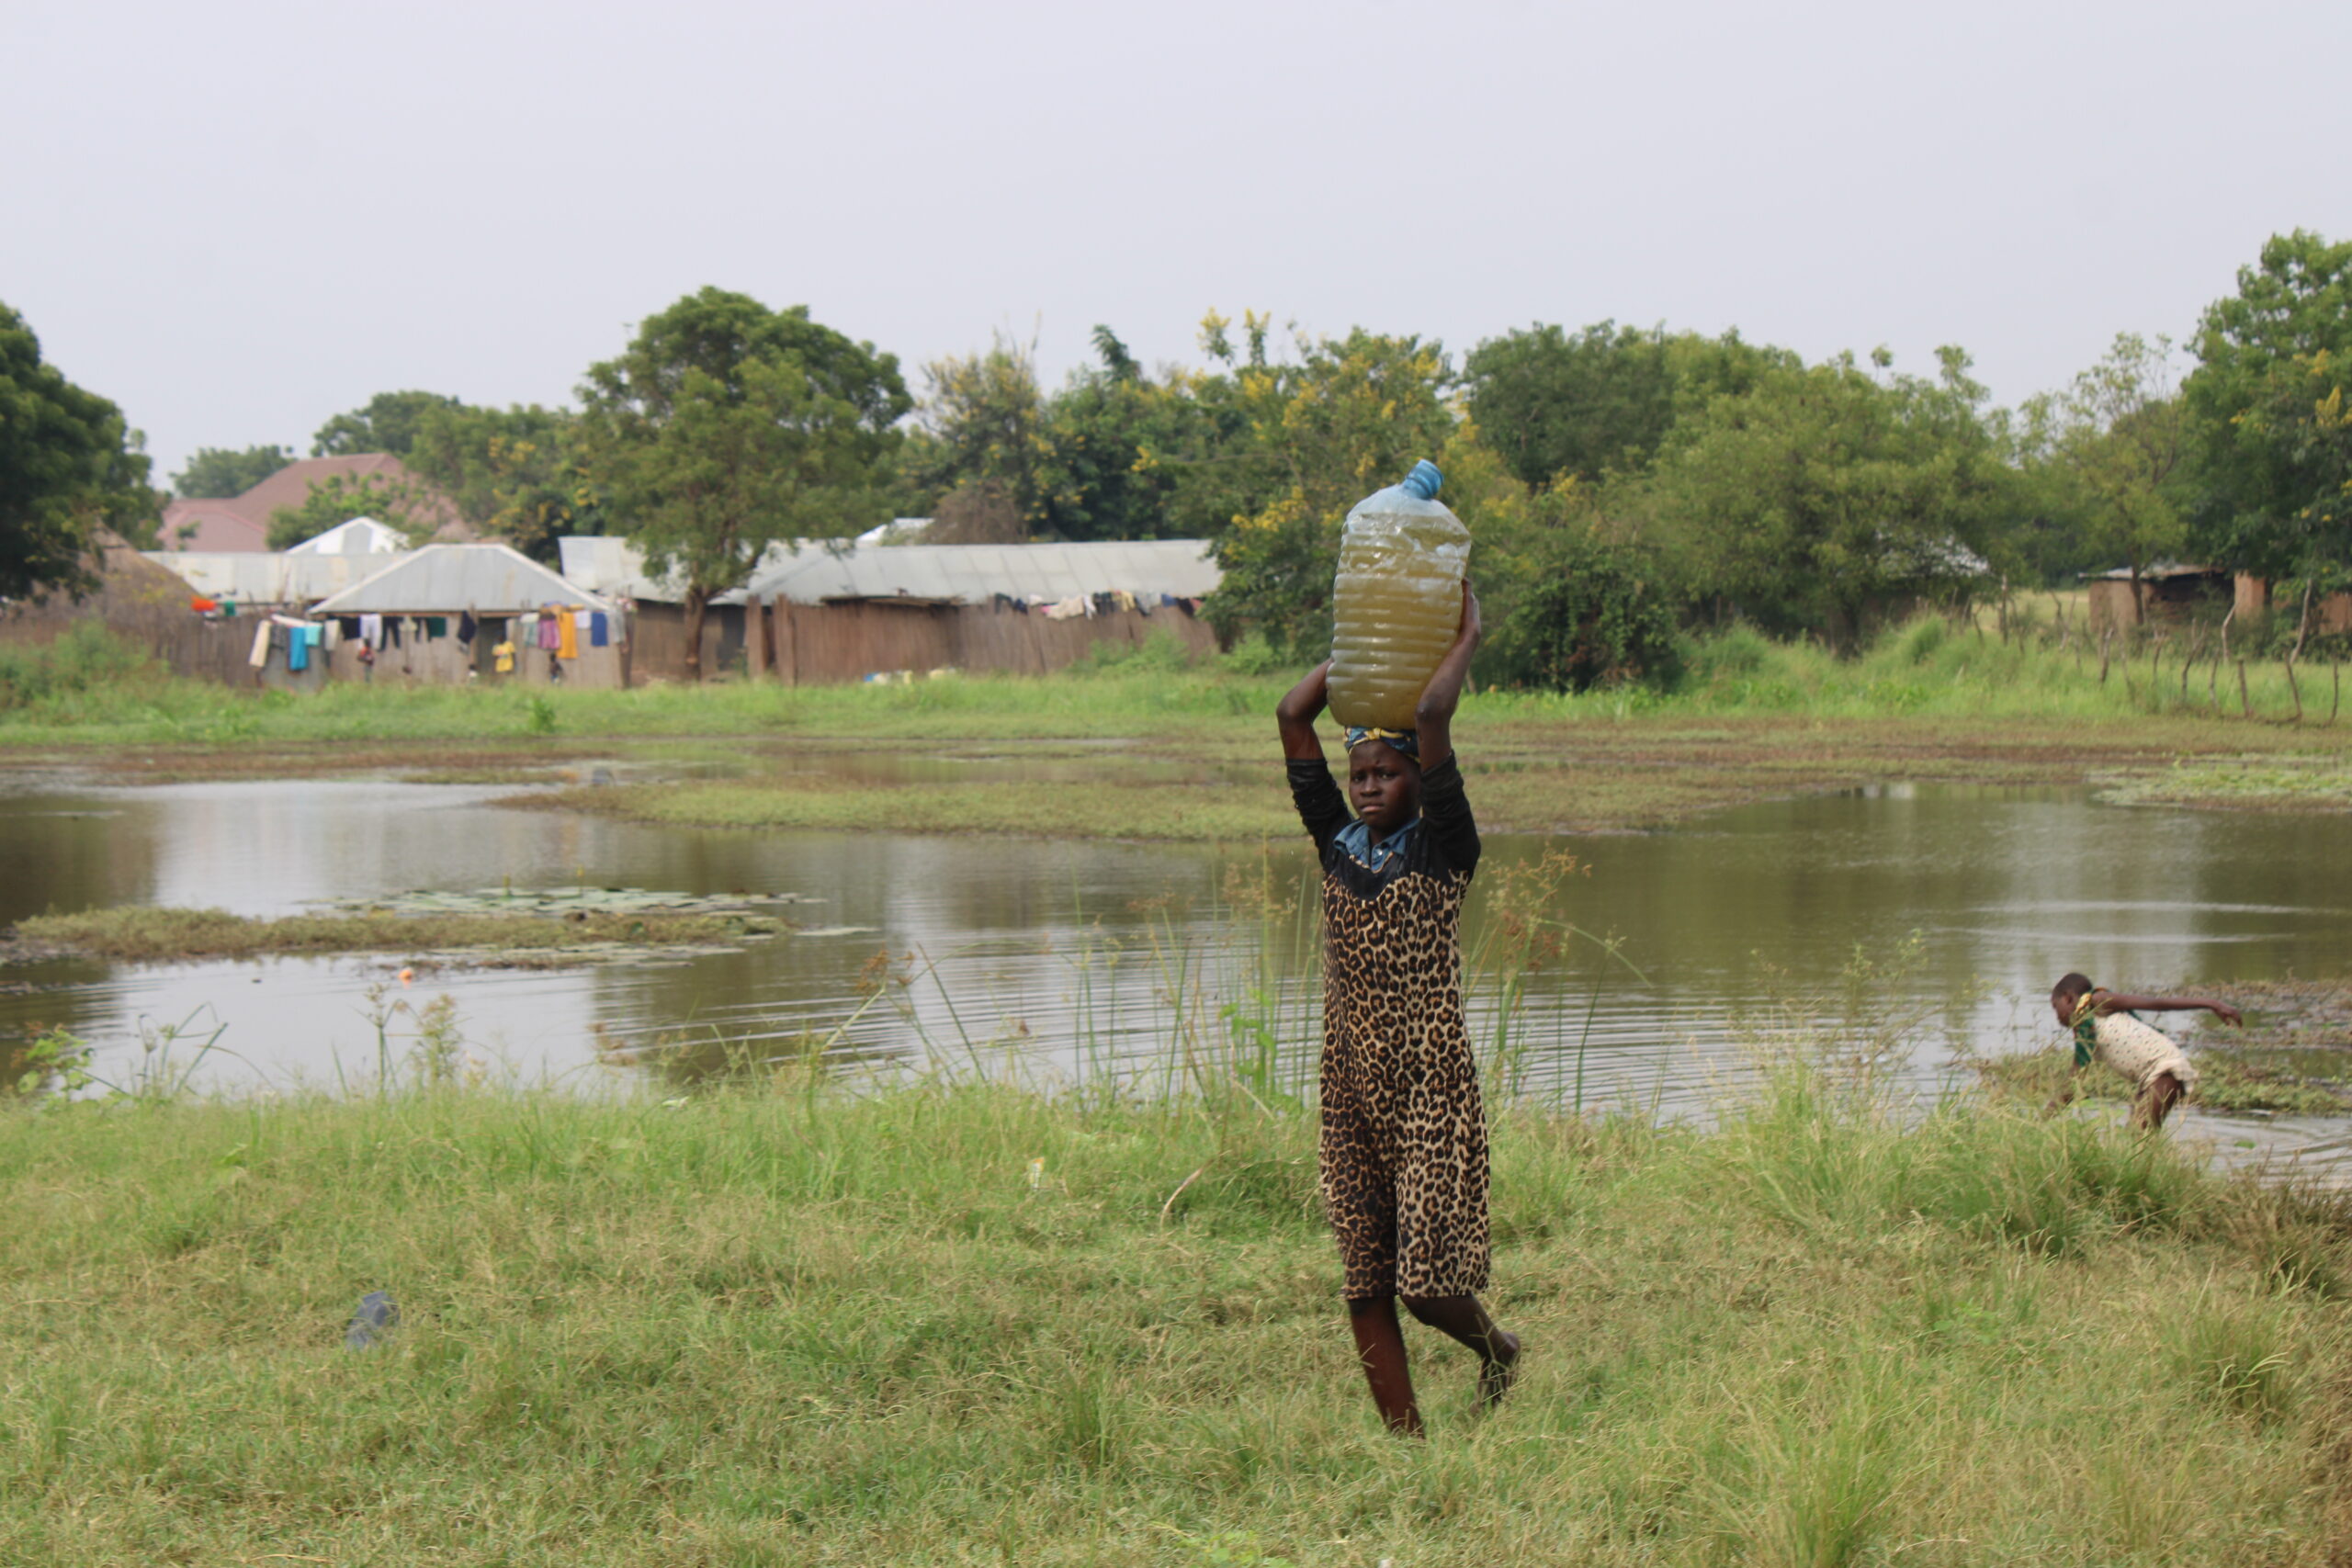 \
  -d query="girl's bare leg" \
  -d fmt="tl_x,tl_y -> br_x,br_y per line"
1347,1297 -> 1422,1435
2134,1070 -> 2187,1131
1402,1294 -> 1522,1409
